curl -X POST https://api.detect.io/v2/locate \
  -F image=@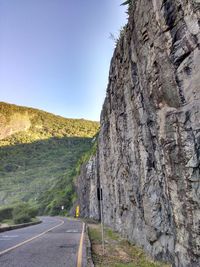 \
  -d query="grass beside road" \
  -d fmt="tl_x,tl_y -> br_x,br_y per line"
88,223 -> 170,267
